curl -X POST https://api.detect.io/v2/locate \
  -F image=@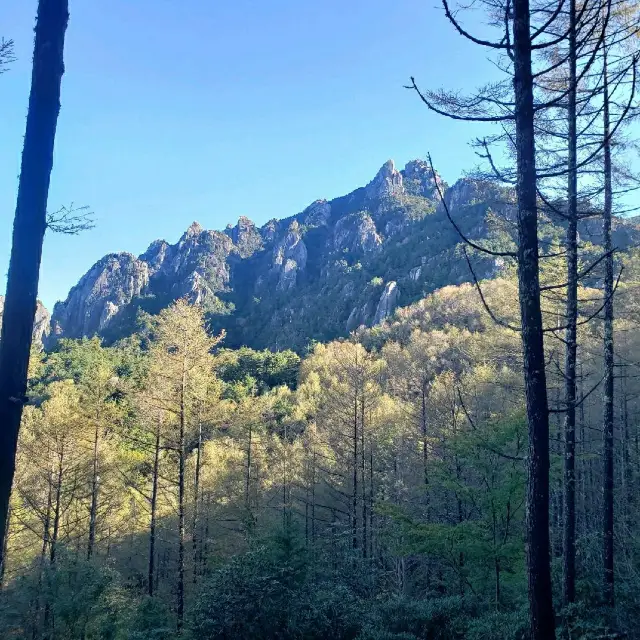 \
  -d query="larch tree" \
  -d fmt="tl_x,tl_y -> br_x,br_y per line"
141,299 -> 222,632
